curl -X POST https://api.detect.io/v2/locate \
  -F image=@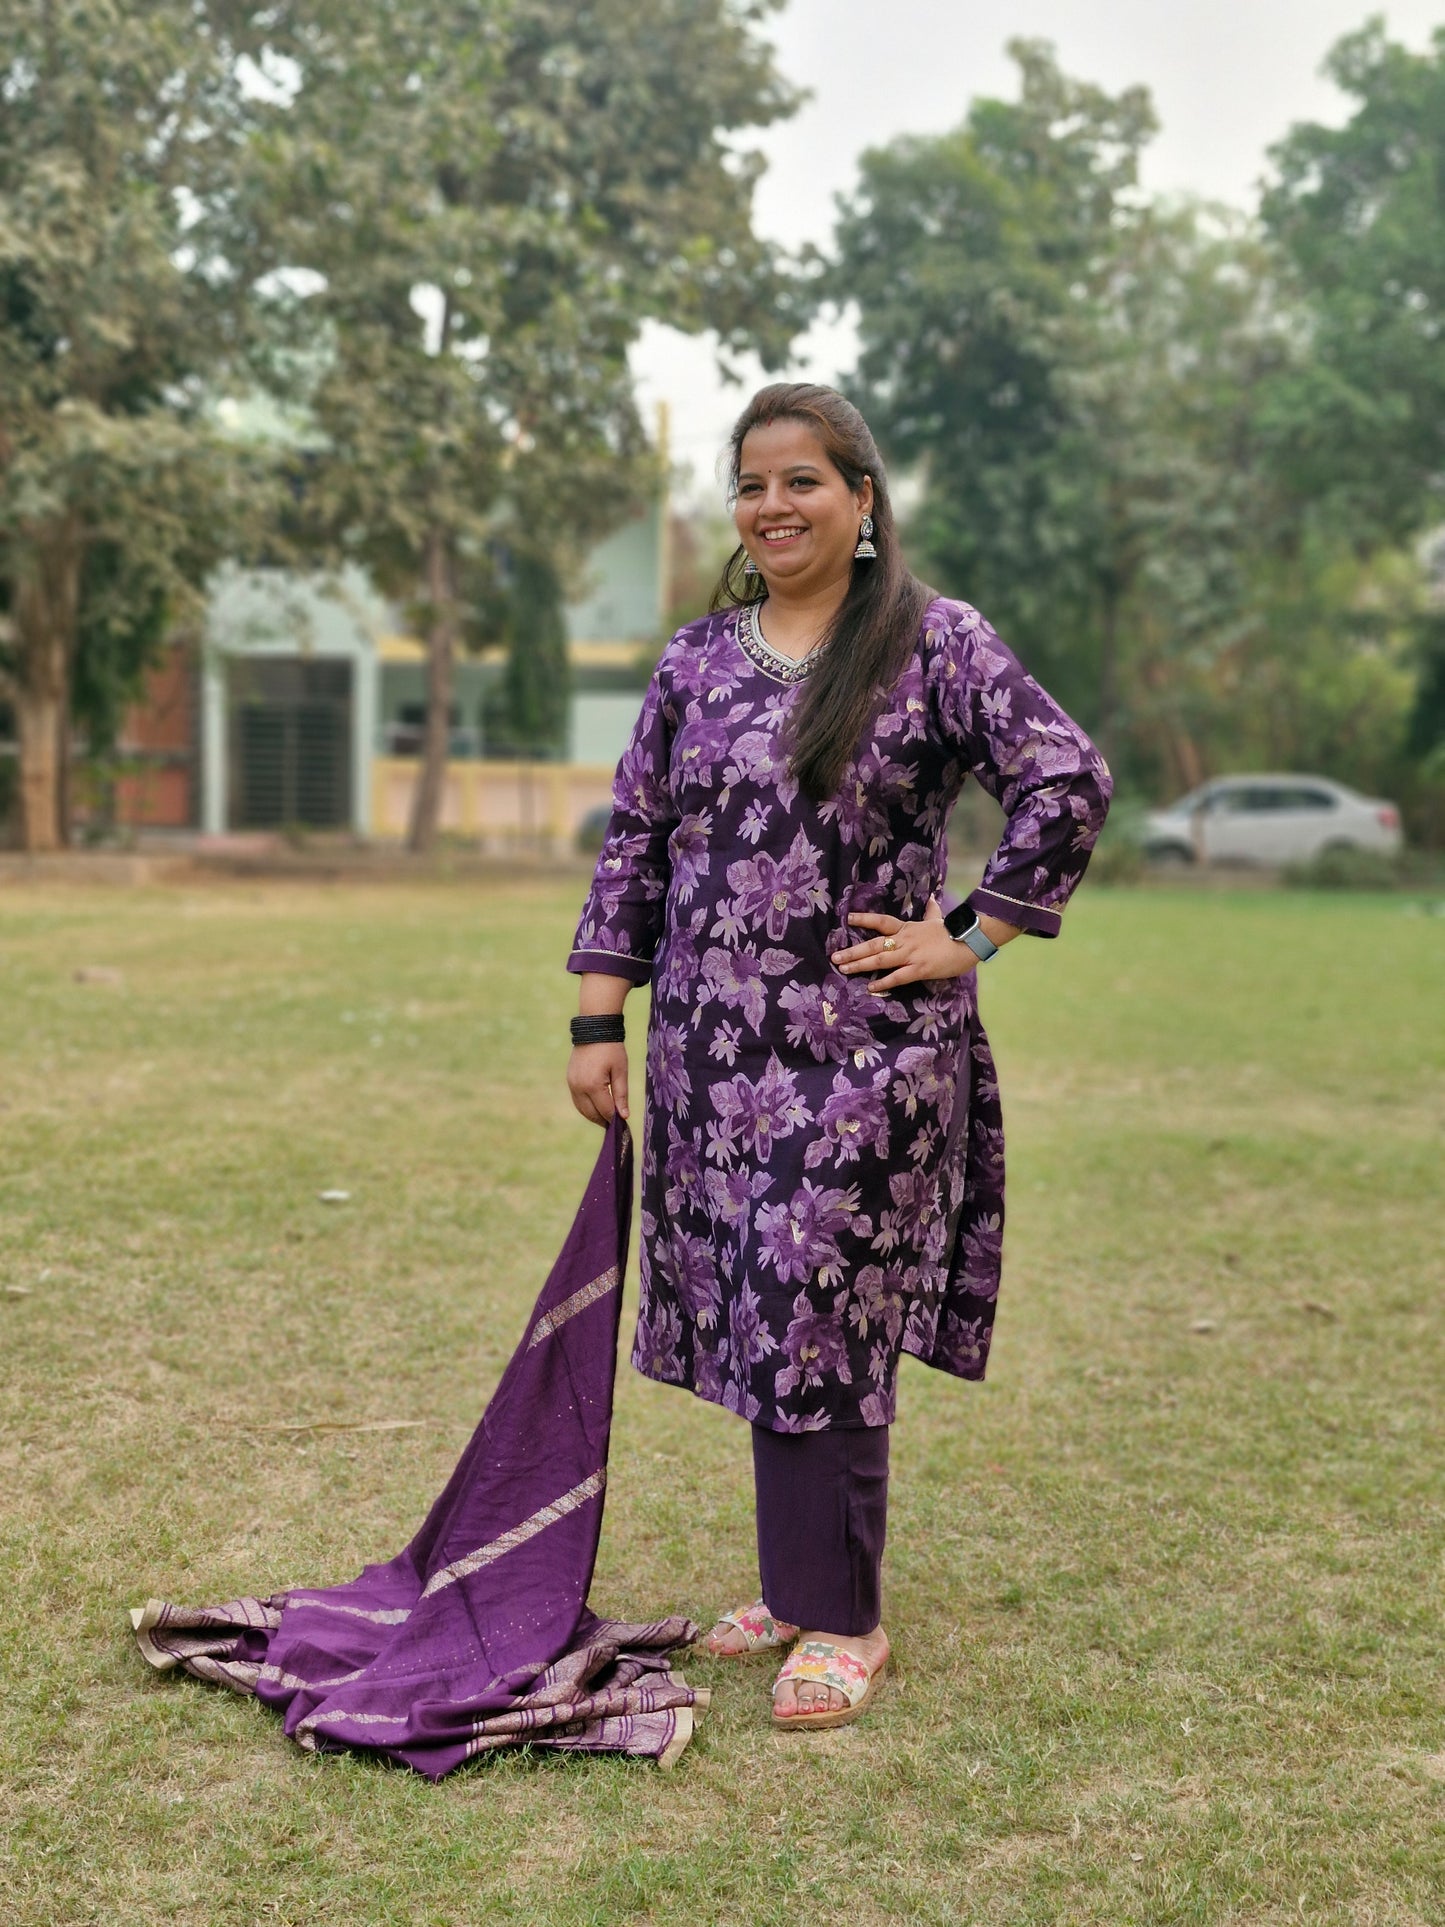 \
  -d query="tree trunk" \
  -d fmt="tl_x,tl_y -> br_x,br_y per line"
1172,730 -> 1205,796
1097,575 -> 1120,759
407,525 -> 458,854
1139,655 -> 1205,798
13,522 -> 81,854
15,684 -> 66,852
57,698 -> 74,847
